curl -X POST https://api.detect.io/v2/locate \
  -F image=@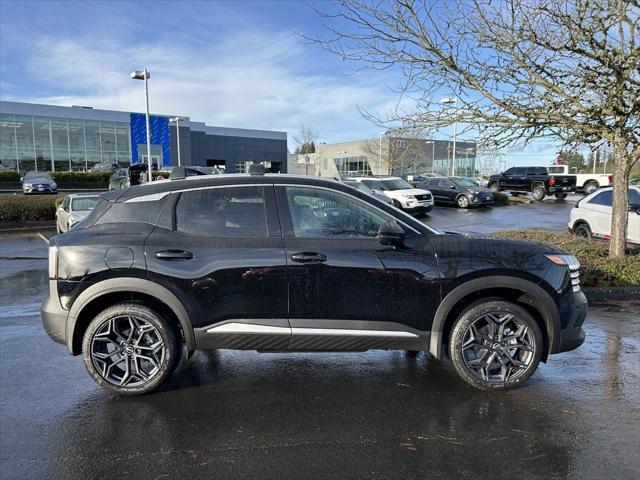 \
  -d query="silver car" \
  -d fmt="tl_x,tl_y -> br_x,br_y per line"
22,171 -> 57,194
55,194 -> 100,233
